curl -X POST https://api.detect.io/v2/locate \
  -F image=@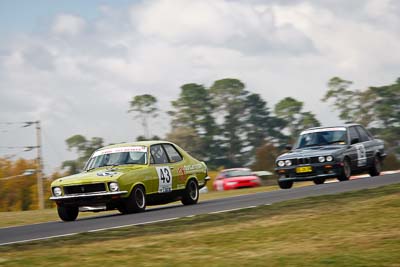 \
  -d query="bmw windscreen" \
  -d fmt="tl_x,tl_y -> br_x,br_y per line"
295,127 -> 347,149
